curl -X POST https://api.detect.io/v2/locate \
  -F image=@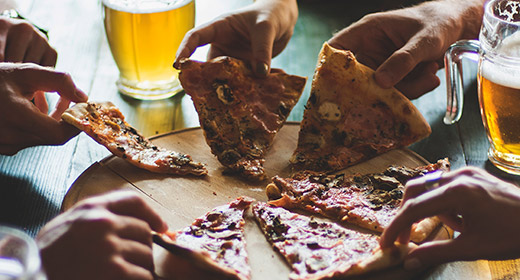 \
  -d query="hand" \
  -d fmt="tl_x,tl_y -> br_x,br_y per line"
328,0 -> 484,99
174,0 -> 298,76
37,191 -> 168,280
0,17 -> 57,66
0,63 -> 88,155
380,167 -> 520,272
